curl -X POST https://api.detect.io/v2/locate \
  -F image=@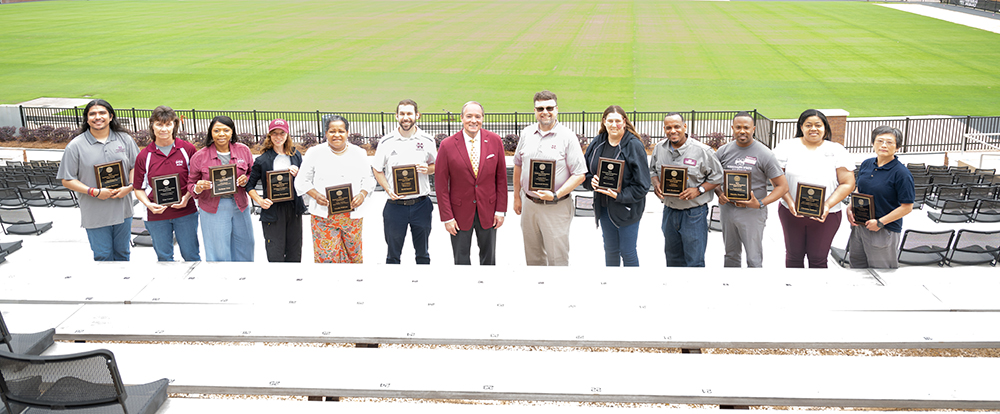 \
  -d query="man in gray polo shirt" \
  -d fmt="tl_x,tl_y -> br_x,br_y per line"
650,112 -> 723,267
57,99 -> 140,261
713,112 -> 788,268
512,90 -> 587,266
